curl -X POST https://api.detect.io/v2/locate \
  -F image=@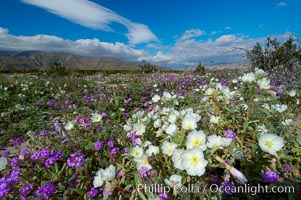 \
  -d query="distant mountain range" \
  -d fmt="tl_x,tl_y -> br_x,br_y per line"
0,50 -> 142,70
